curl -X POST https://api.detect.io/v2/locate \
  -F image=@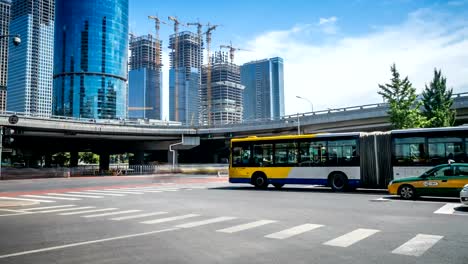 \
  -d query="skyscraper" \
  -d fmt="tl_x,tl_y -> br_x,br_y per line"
128,34 -> 162,120
200,51 -> 244,125
169,31 -> 202,124
0,0 -> 11,112
53,0 -> 129,119
241,57 -> 284,121
7,0 -> 54,116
